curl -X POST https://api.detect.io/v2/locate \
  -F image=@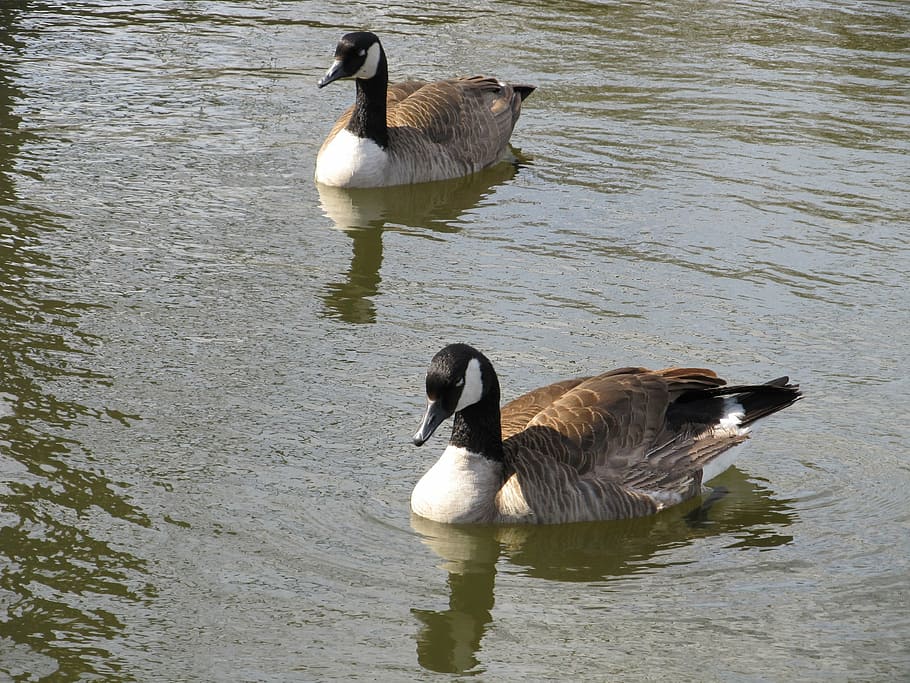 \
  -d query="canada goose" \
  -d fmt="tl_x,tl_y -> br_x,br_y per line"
315,31 -> 535,188
411,344 -> 802,524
